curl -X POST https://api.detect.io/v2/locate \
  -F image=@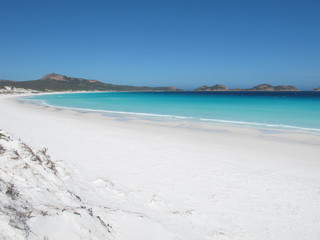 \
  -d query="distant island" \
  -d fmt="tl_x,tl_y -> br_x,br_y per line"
0,73 -> 319,93
194,84 -> 299,91
194,84 -> 229,91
